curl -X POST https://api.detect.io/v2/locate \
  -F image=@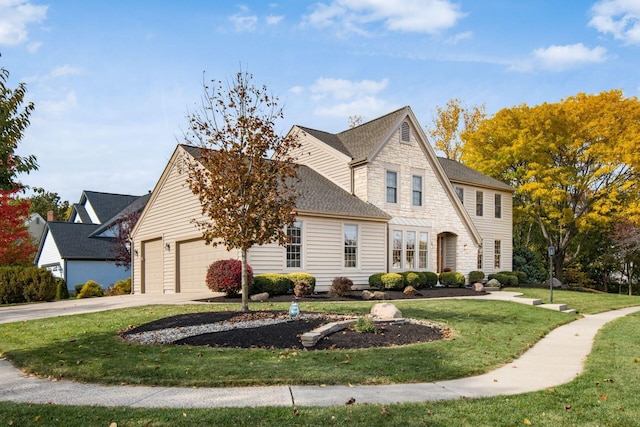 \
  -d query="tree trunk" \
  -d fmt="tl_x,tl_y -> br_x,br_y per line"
241,249 -> 250,312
